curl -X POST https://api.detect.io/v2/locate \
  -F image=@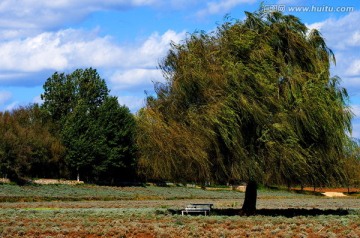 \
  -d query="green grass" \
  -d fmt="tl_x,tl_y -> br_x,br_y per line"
0,184 -> 243,202
0,184 -> 317,202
